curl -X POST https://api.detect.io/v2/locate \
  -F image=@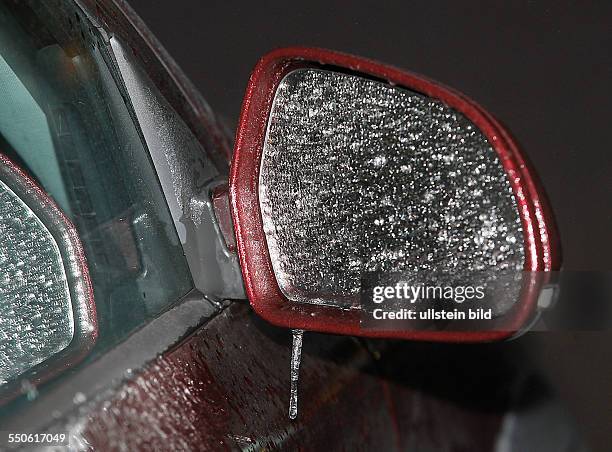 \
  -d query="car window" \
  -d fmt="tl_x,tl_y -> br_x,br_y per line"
0,0 -> 193,398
